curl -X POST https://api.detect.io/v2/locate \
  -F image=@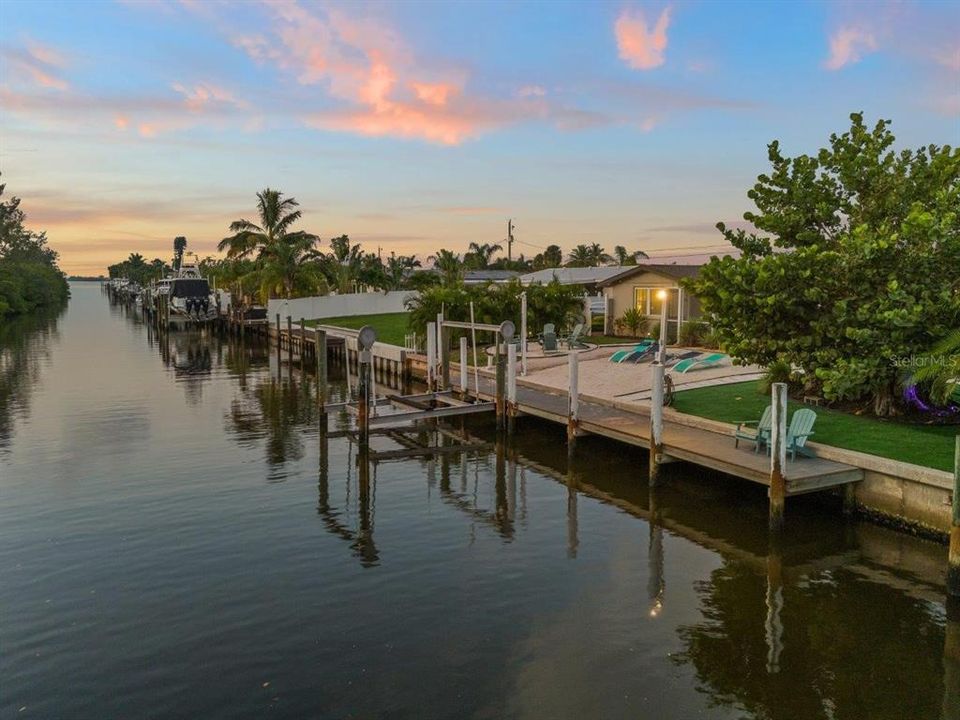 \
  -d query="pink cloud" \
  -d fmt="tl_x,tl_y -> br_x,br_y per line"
171,82 -> 246,111
823,26 -> 878,70
938,47 -> 960,72
517,85 -> 546,98
615,7 -> 671,70
411,81 -> 458,106
114,115 -> 130,130
3,43 -> 69,90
